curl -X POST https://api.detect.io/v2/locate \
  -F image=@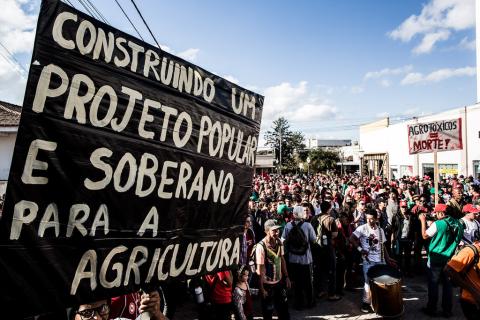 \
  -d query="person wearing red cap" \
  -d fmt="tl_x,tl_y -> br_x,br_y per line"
461,204 -> 480,245
419,203 -> 464,317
